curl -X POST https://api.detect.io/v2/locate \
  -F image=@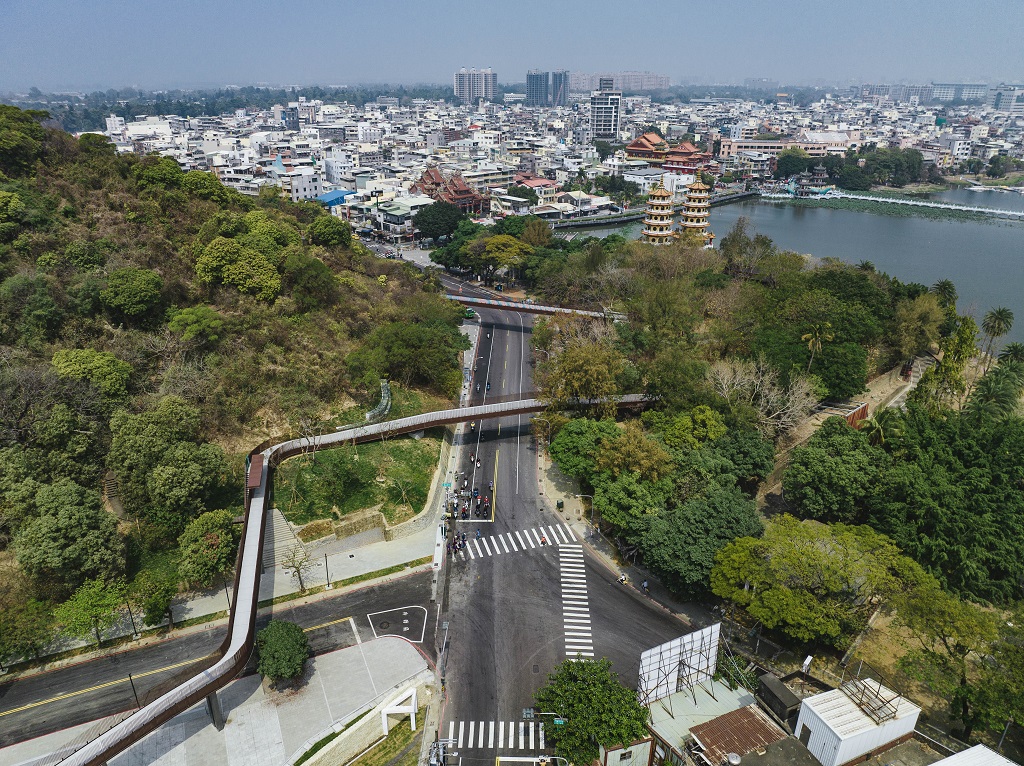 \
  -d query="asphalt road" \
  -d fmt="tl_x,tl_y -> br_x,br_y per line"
0,571 -> 435,747
438,293 -> 688,758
